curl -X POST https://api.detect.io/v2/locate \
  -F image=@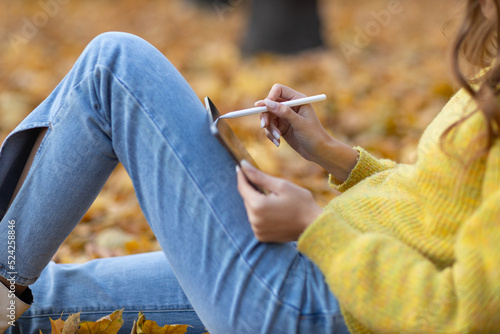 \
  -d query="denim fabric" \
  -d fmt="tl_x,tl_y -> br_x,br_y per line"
12,253 -> 206,334
0,32 -> 349,334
